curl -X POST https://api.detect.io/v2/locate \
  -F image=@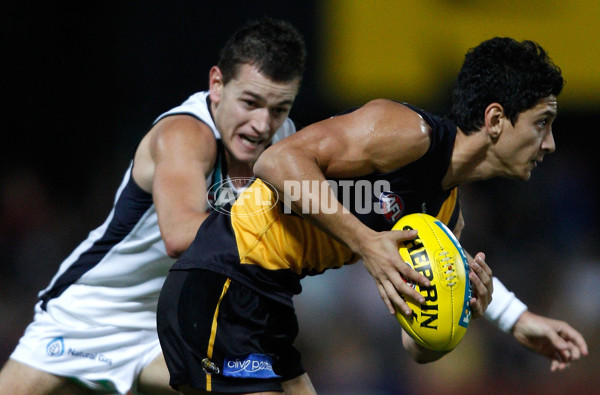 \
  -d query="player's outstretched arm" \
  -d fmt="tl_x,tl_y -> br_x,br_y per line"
511,310 -> 589,371
478,275 -> 588,371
